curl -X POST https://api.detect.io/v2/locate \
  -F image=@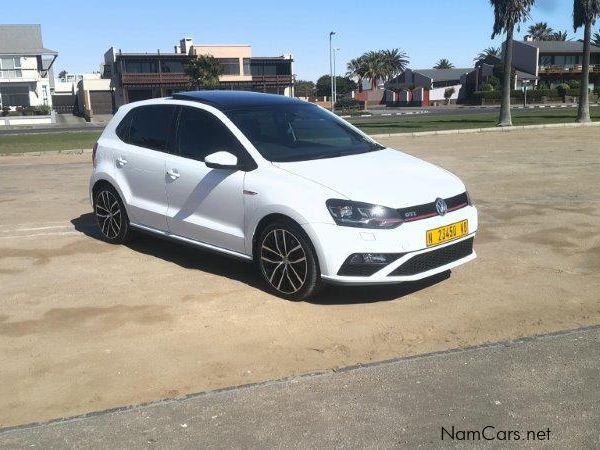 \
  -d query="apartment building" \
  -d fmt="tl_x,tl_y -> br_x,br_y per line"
512,39 -> 600,89
104,38 -> 294,108
0,24 -> 58,109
